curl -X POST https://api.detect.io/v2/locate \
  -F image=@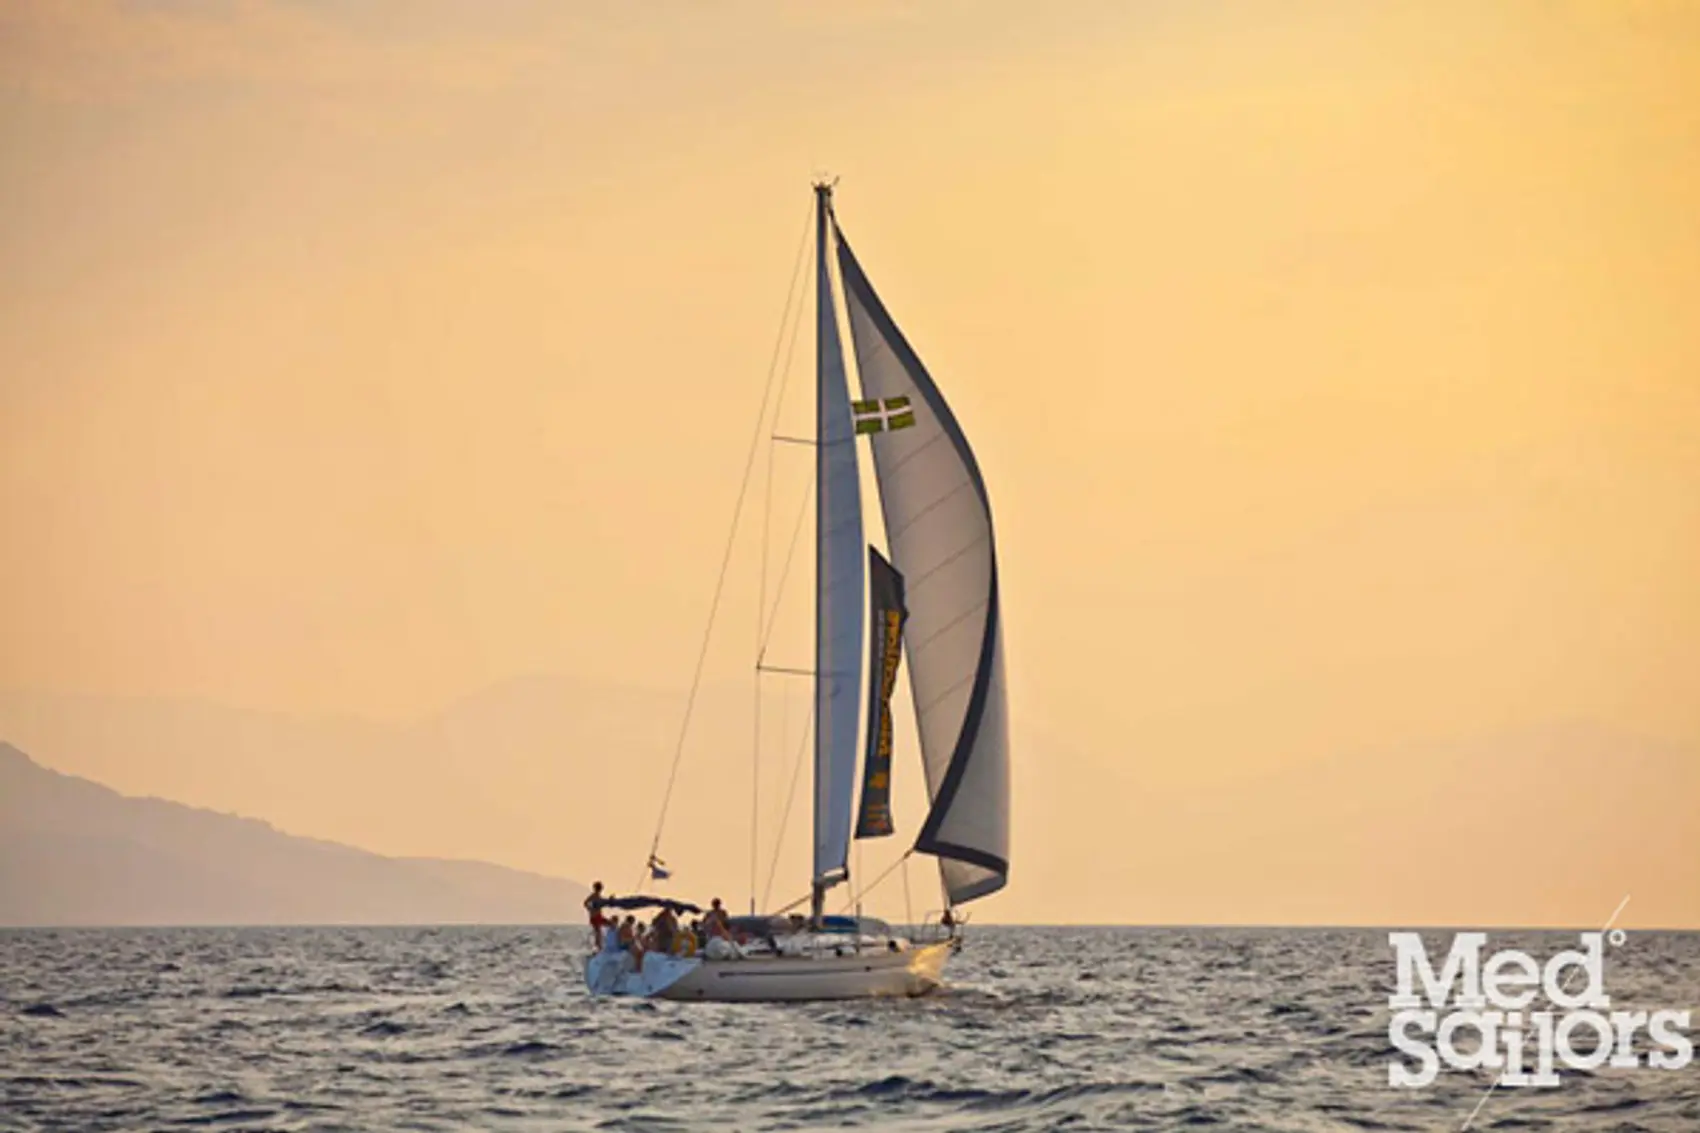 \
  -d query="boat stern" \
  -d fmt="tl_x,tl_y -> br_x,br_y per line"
585,950 -> 703,998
